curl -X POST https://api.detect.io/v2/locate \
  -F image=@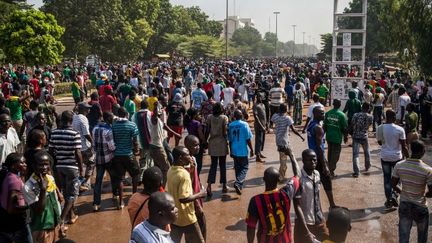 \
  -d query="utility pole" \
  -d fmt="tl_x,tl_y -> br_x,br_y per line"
291,25 -> 296,56
308,35 -> 312,57
273,11 -> 280,58
302,32 -> 306,57
225,0 -> 228,59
